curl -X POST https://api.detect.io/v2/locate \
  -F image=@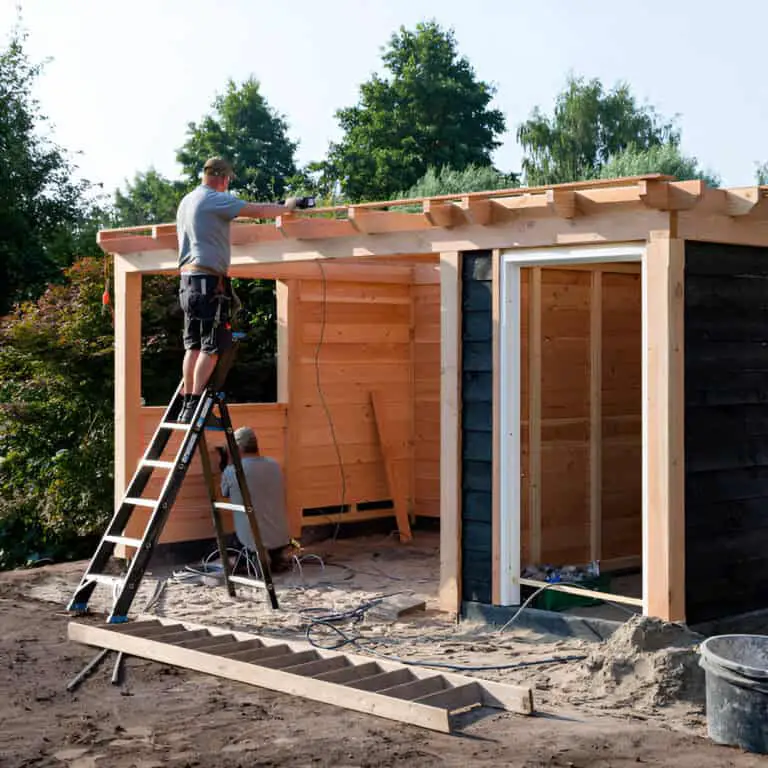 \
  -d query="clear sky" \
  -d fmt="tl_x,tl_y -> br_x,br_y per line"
2,0 -> 766,196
